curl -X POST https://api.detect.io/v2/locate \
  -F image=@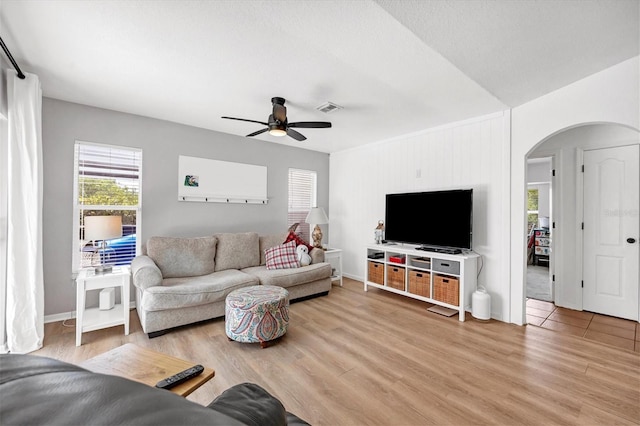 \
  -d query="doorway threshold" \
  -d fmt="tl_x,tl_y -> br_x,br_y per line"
526,299 -> 638,352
